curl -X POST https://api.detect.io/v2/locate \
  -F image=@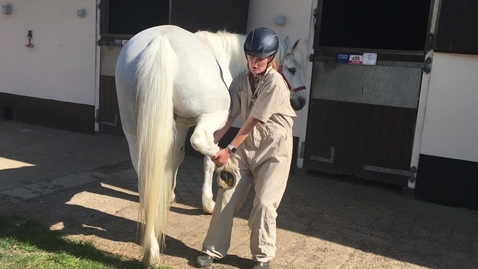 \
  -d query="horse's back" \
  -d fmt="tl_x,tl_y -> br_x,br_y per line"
115,25 -> 231,130
116,25 -> 196,87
